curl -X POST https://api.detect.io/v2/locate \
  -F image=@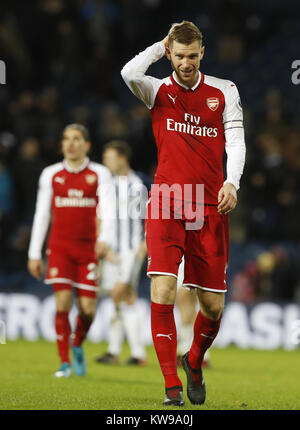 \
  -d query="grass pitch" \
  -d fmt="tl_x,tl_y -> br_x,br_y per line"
0,340 -> 299,410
